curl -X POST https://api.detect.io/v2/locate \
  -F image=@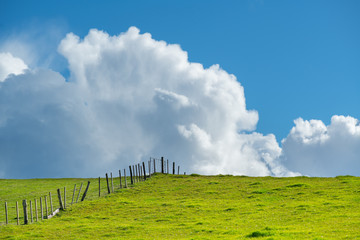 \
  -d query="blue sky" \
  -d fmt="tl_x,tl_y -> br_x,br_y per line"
0,0 -> 360,178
